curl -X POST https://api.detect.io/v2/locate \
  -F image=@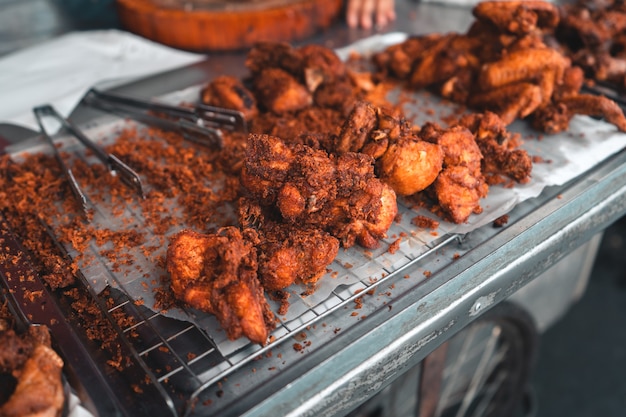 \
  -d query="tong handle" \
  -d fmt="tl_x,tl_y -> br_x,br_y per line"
86,88 -> 197,122
84,88 -> 246,148
196,103 -> 247,132
35,105 -> 109,163
33,104 -> 145,199
33,105 -> 90,216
